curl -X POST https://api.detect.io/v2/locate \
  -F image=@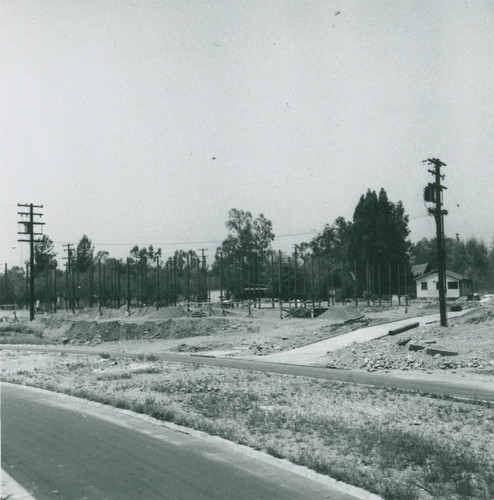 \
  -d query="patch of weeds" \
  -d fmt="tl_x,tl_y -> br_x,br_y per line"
0,336 -> 48,345
145,354 -> 159,362
132,366 -> 161,375
151,378 -> 190,394
65,361 -> 86,371
0,324 -> 42,336
266,443 -> 284,459
131,396 -> 177,422
99,352 -> 111,359
96,372 -> 133,381
190,392 -> 224,418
